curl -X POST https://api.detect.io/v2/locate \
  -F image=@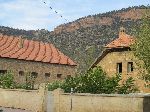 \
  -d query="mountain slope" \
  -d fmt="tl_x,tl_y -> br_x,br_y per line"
0,5 -> 149,73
